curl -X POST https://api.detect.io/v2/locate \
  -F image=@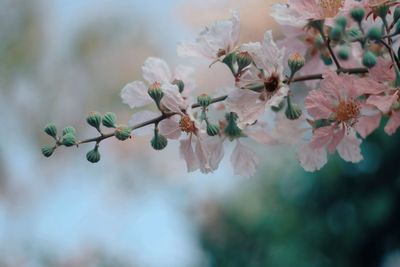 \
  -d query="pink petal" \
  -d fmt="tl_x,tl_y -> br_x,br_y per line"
160,84 -> 187,115
226,89 -> 266,125
180,137 -> 199,172
120,81 -> 152,109
142,57 -> 172,84
305,90 -> 334,119
366,93 -> 398,113
230,141 -> 259,178
336,132 -> 363,163
327,127 -> 345,154
369,58 -> 395,83
158,115 -> 181,139
309,126 -> 334,149
384,110 -> 400,135
297,143 -> 327,172
355,113 -> 381,138
195,134 -> 212,174
206,138 -> 225,171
